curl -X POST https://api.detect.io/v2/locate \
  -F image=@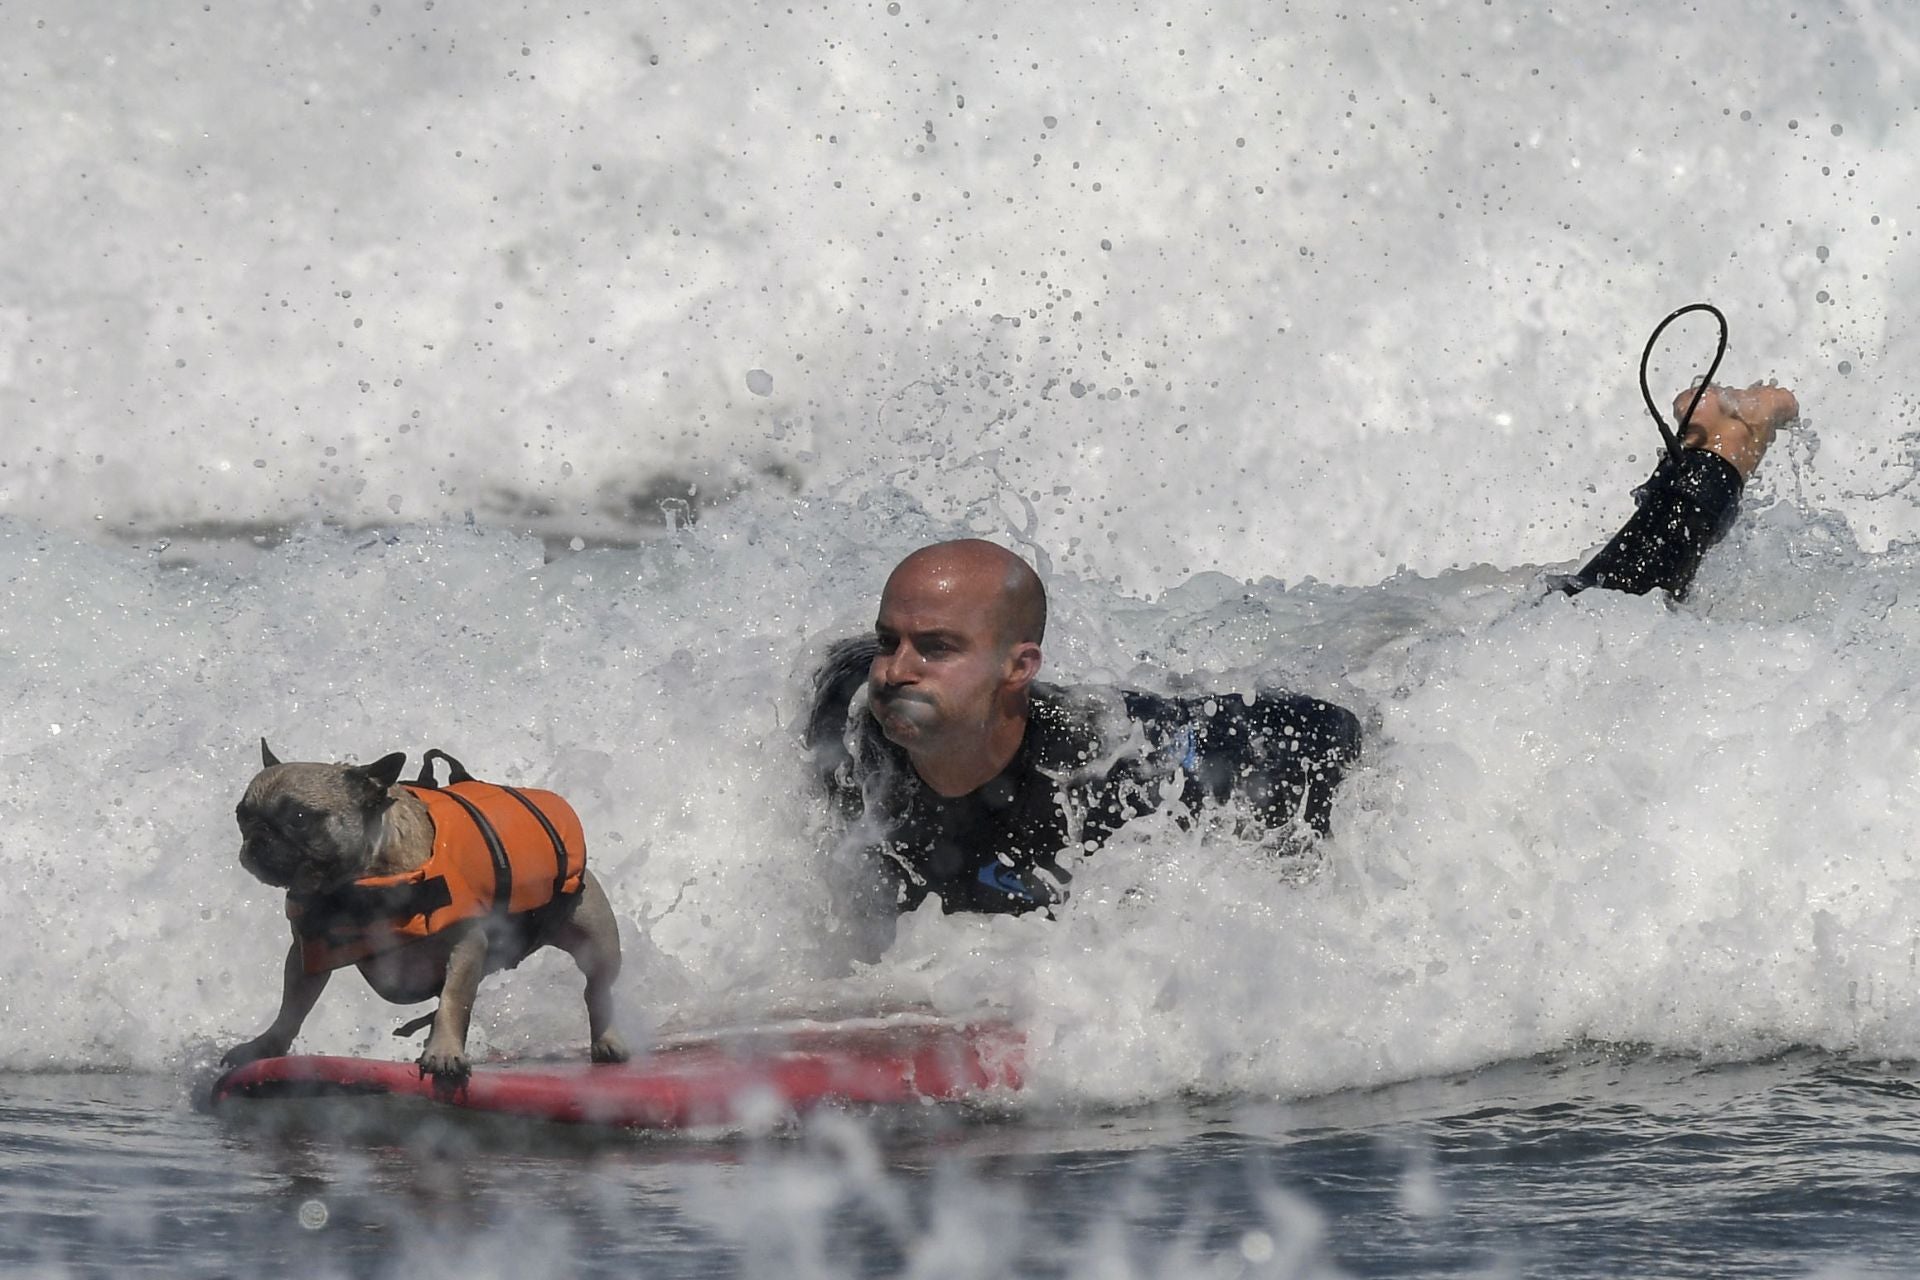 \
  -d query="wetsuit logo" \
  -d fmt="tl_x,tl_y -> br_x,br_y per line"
976,861 -> 1037,902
